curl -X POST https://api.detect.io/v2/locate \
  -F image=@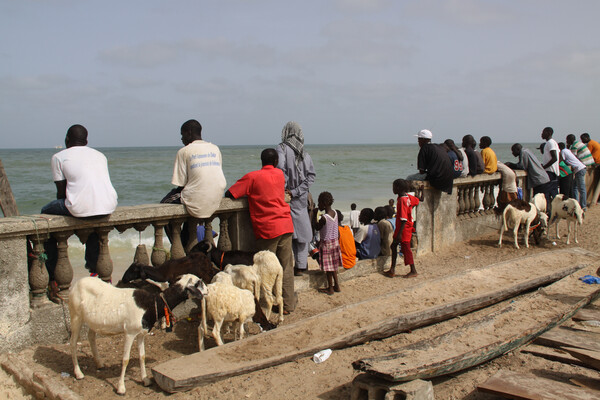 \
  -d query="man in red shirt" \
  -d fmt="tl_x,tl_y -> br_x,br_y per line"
225,148 -> 296,313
